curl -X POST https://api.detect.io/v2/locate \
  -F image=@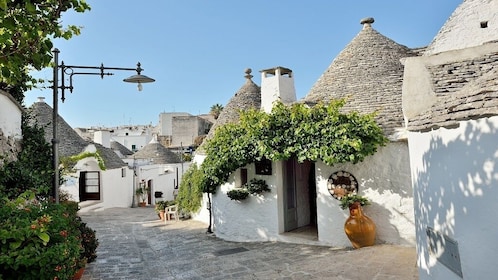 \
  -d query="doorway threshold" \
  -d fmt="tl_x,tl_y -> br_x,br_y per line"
280,225 -> 320,245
